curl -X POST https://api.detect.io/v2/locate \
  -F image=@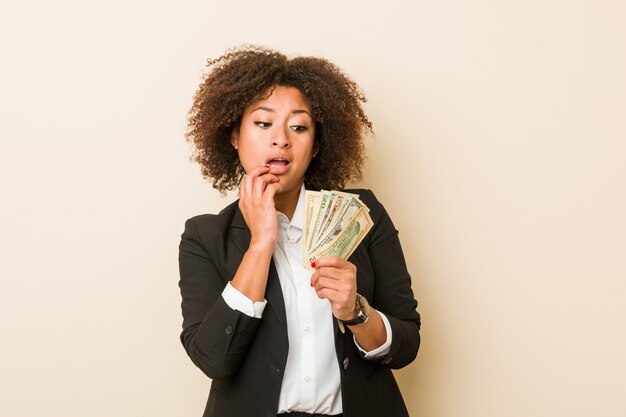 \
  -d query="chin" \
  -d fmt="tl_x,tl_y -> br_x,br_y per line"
278,179 -> 302,193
